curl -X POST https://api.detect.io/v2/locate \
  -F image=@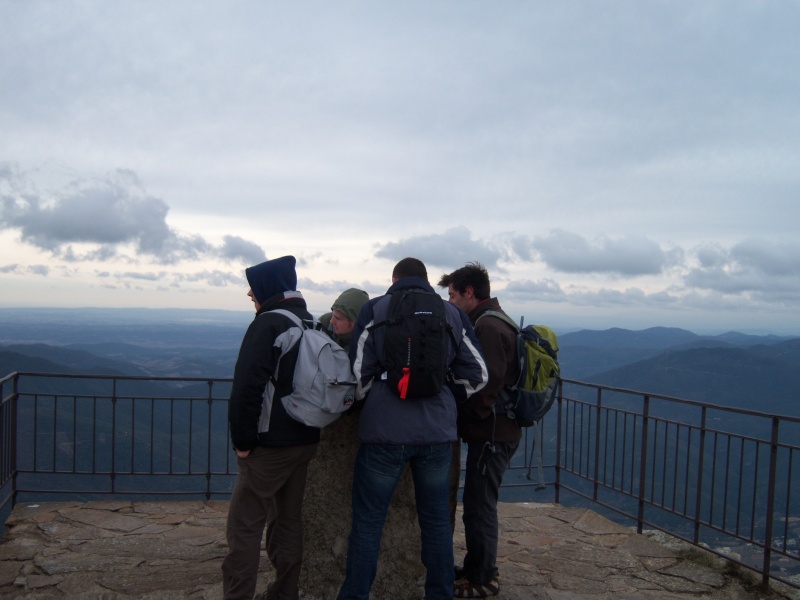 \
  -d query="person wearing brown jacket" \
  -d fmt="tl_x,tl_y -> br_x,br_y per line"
438,262 -> 521,598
